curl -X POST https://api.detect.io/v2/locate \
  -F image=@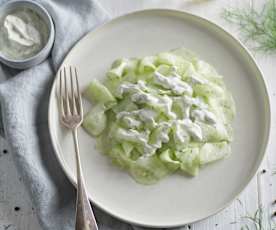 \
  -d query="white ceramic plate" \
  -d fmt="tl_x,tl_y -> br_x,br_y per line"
48,9 -> 270,228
